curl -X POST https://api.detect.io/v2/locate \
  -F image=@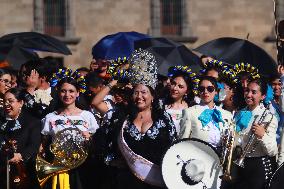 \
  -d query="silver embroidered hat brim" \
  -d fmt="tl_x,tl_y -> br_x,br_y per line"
161,138 -> 223,189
